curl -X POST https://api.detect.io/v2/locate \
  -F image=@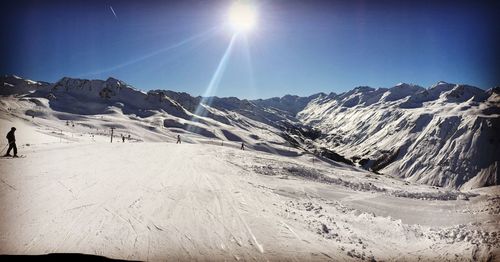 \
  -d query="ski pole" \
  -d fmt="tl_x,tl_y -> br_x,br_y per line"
0,143 -> 9,155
